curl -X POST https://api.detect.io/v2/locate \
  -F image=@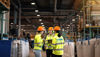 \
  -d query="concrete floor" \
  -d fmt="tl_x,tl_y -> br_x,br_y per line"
29,45 -> 67,57
29,49 -> 46,57
29,49 -> 34,57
